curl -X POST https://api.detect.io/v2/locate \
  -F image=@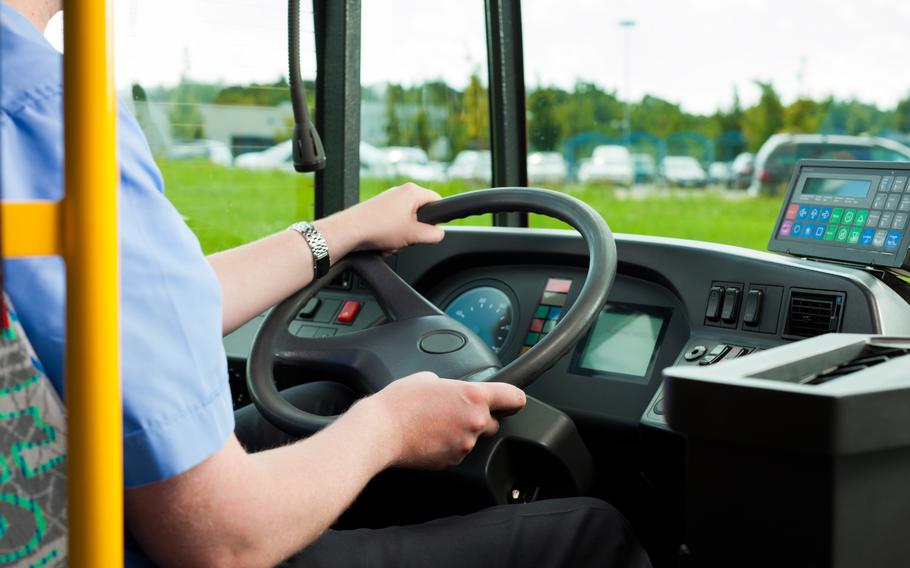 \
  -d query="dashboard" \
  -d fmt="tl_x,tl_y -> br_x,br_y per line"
223,226 -> 910,434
